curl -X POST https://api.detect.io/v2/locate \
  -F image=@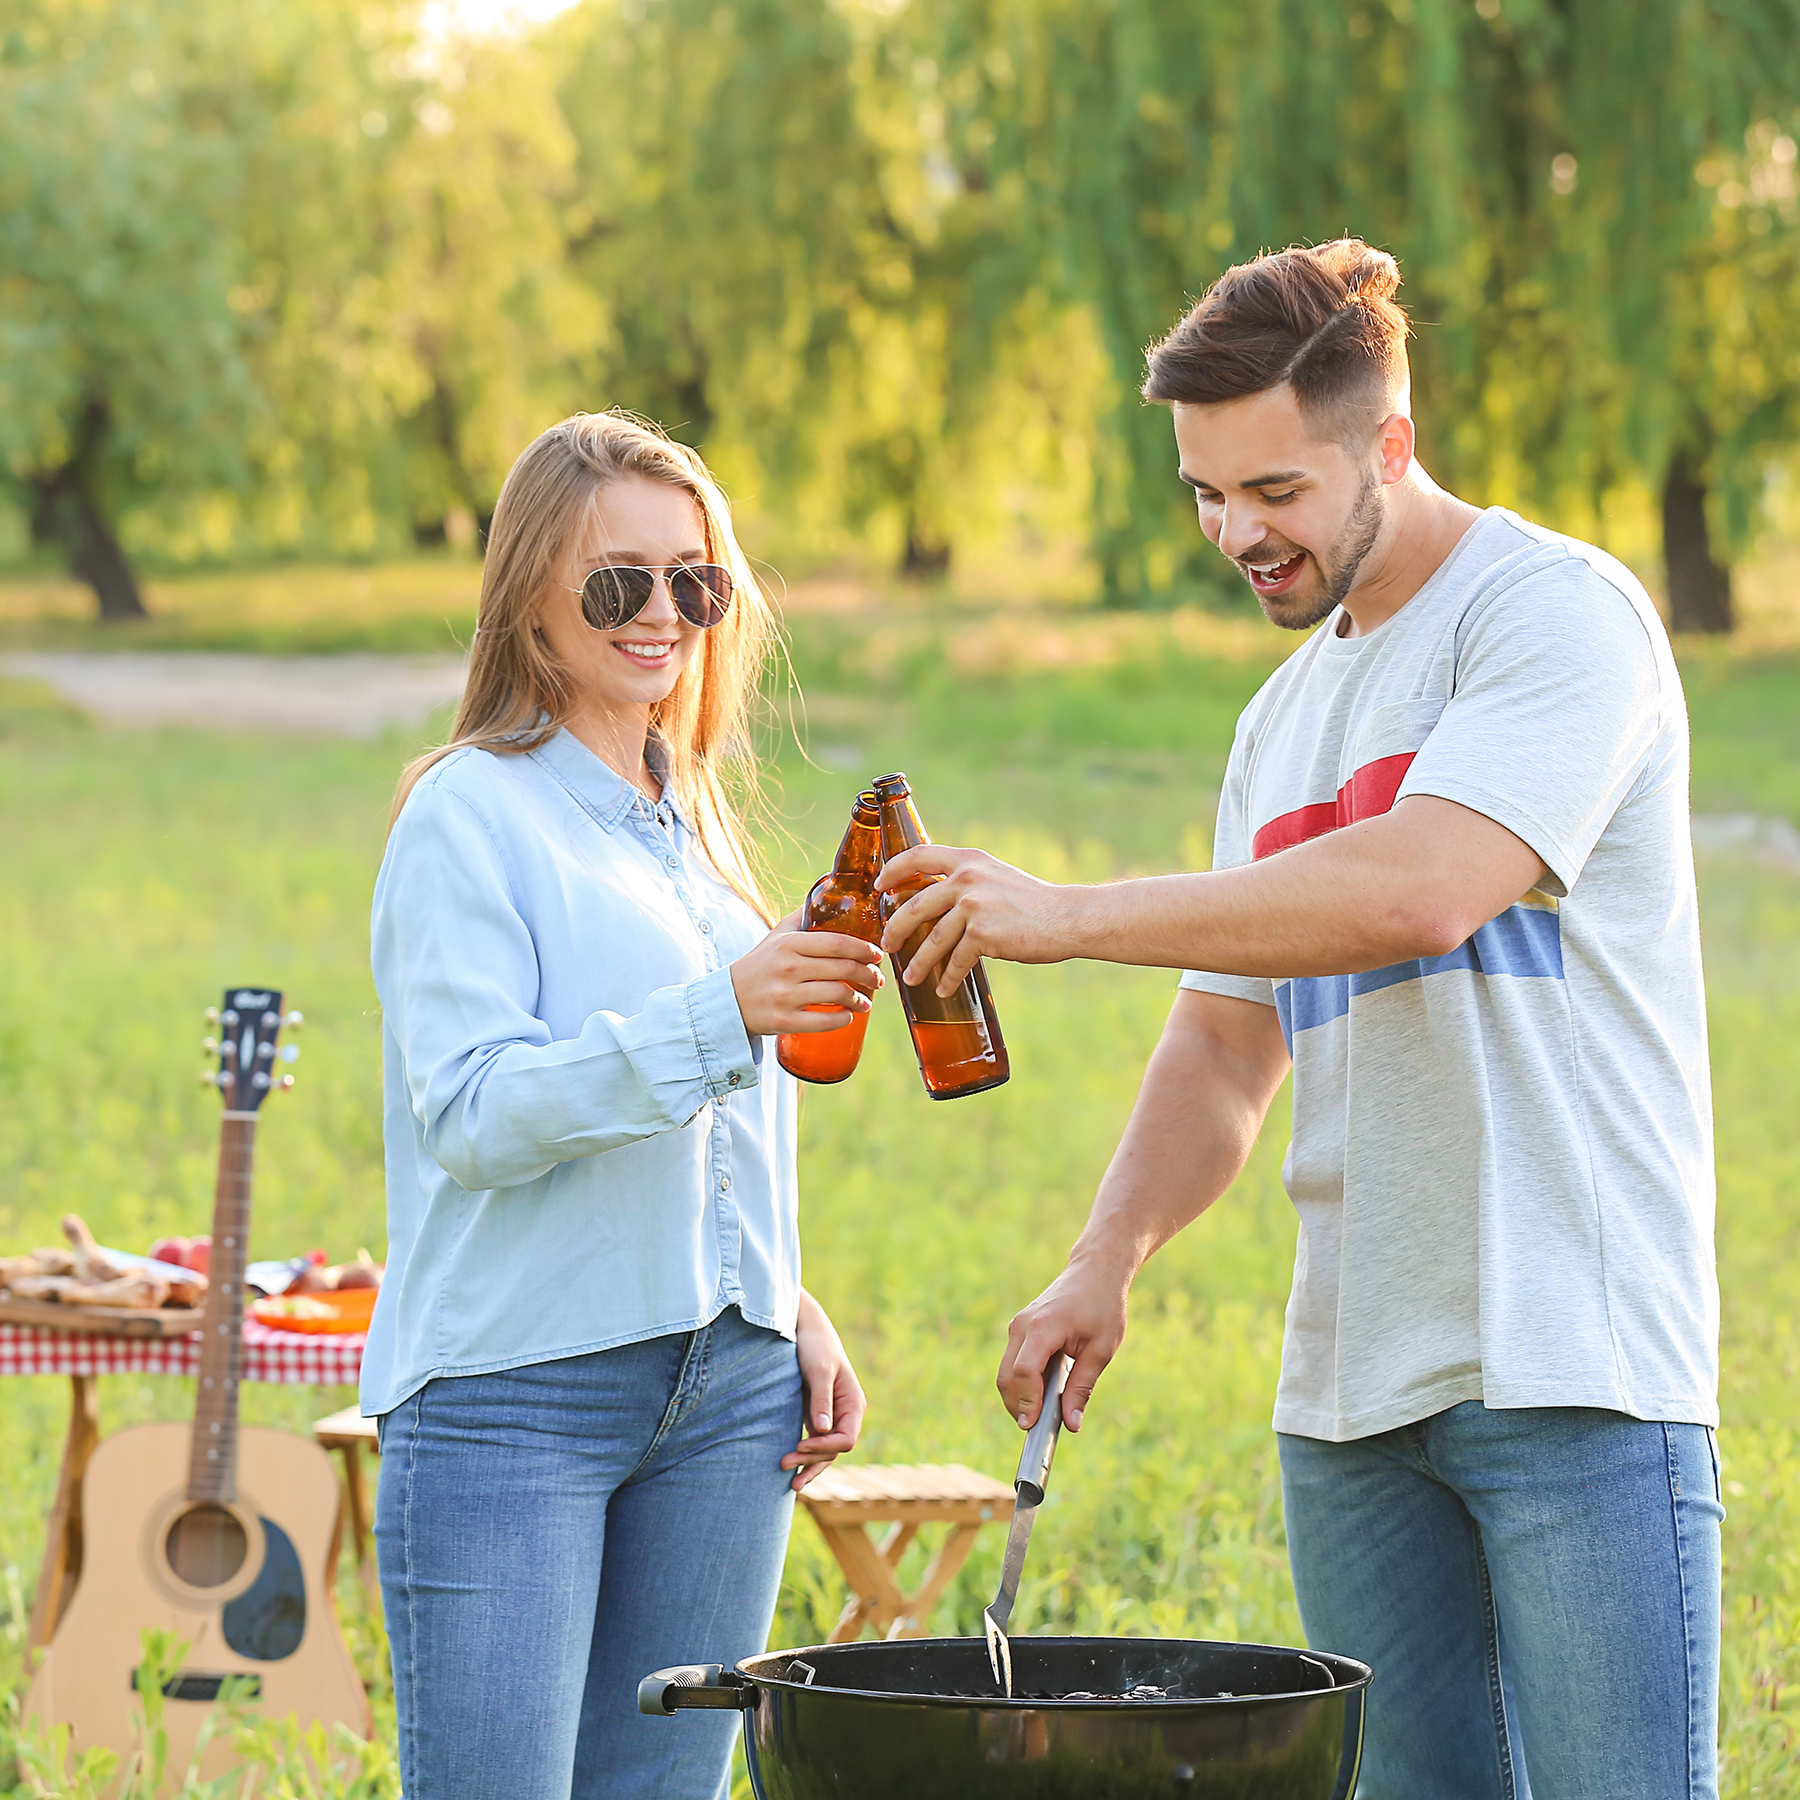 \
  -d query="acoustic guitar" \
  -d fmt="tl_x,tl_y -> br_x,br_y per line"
25,987 -> 370,1775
